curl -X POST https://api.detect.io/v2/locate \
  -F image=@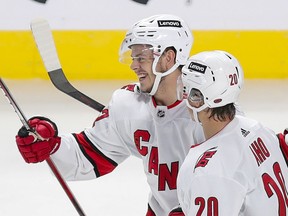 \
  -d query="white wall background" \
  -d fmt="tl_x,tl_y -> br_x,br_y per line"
0,0 -> 287,30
